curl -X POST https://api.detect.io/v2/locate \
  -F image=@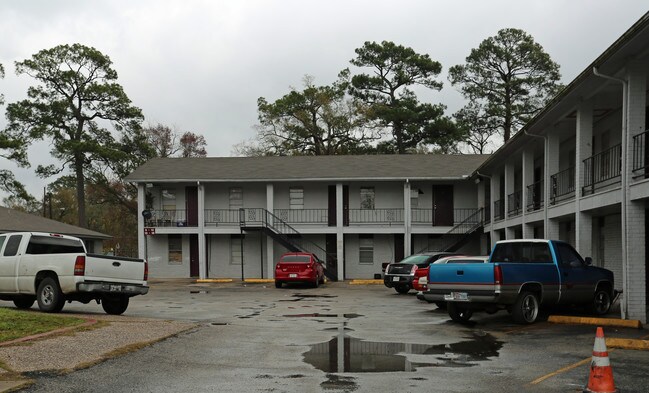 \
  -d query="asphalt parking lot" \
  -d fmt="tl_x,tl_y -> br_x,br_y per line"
16,280 -> 649,392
